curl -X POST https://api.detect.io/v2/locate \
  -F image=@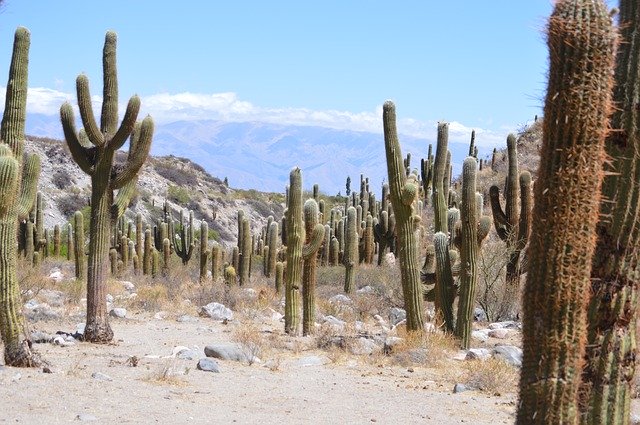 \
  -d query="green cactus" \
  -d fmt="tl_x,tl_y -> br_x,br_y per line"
211,243 -> 221,281
275,261 -> 284,293
162,238 -> 170,276
265,221 -> 279,278
382,101 -> 424,332
0,28 -> 42,366
224,264 -> 236,286
109,248 -> 118,276
53,224 -> 61,257
489,134 -> 532,319
516,1 -> 616,423
199,220 -> 209,282
66,223 -> 73,261
173,210 -> 194,265
60,31 -> 154,343
74,211 -> 85,281
135,213 -> 143,261
238,217 -> 251,285
302,199 -> 324,336
143,229 -> 152,276
343,207 -> 358,293
580,0 -> 640,422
